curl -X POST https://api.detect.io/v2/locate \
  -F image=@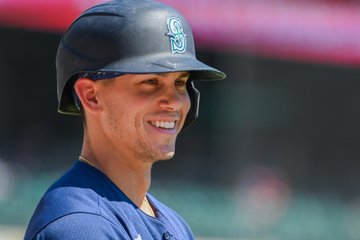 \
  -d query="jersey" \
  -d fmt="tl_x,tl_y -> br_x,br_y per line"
24,161 -> 194,240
